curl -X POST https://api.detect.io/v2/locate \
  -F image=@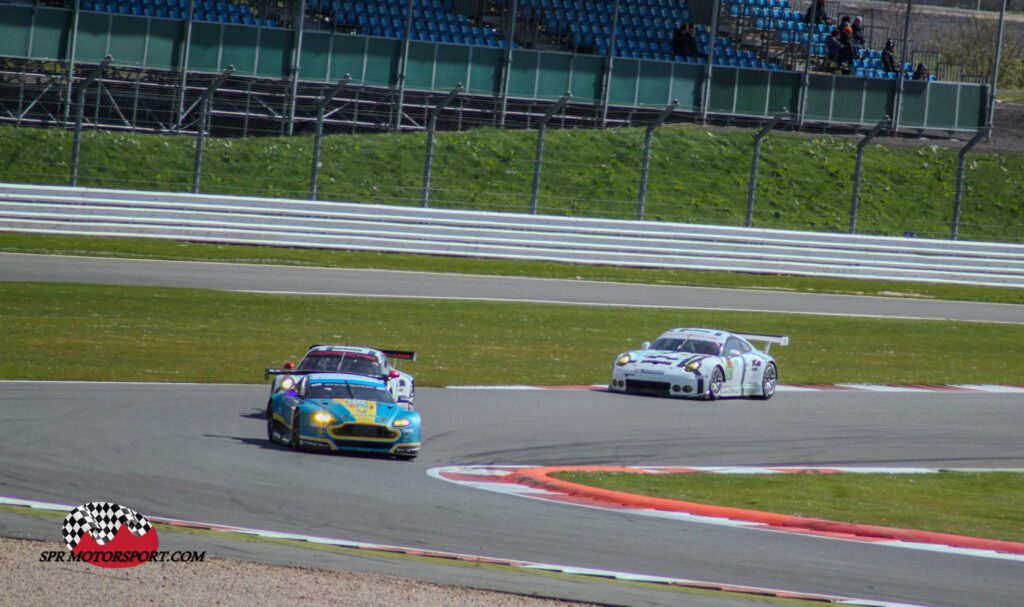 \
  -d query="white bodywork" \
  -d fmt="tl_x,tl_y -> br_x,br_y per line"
268,345 -> 416,405
608,328 -> 788,400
